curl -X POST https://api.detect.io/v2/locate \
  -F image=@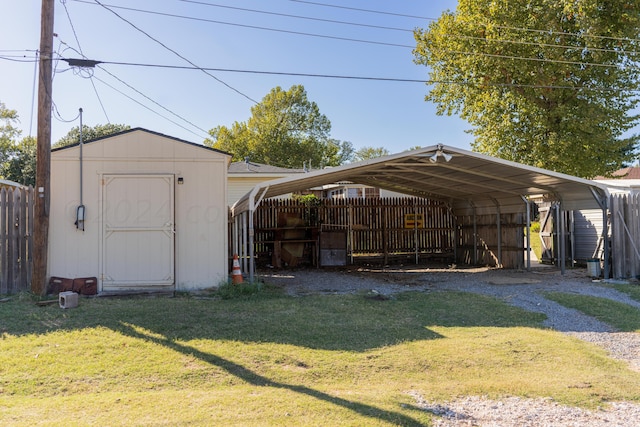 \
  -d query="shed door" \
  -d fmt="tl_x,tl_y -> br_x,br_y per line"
102,174 -> 175,292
